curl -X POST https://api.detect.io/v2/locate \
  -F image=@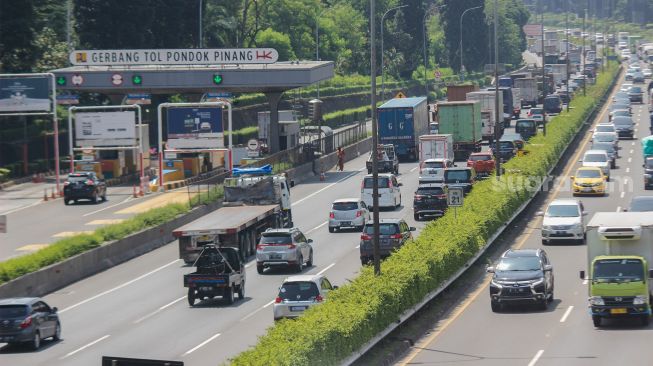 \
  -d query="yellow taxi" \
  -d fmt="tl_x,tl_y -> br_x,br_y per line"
571,167 -> 607,196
